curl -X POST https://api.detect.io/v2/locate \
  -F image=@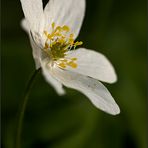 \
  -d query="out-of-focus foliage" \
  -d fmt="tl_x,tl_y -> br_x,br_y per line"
1,0 -> 147,148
